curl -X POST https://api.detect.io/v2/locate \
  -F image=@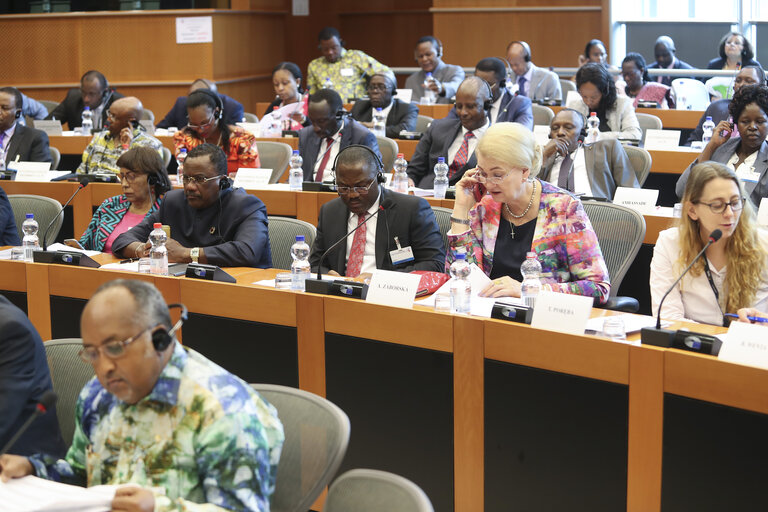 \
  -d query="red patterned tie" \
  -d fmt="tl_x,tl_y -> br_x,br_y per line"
448,132 -> 474,179
345,214 -> 367,277
315,137 -> 335,182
